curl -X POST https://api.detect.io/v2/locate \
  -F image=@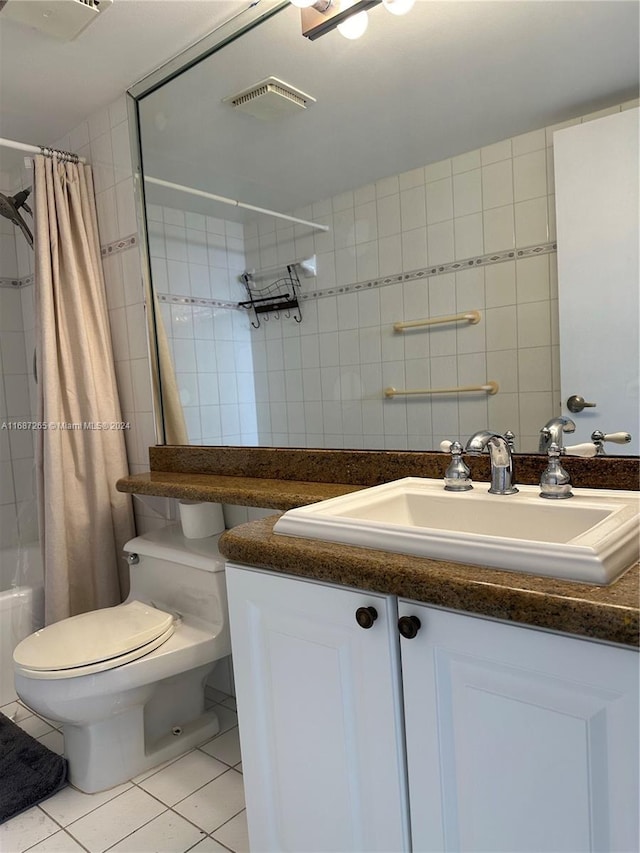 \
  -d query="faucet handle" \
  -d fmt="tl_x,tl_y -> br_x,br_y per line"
443,440 -> 473,491
439,440 -> 453,452
540,443 -> 573,500
564,442 -> 598,458
590,430 -> 632,455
